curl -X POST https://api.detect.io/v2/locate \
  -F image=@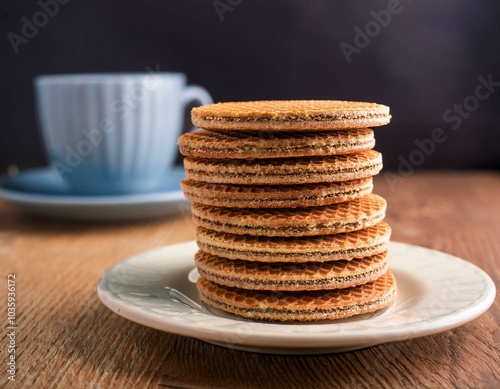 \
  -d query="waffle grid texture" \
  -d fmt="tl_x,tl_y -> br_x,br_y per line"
179,128 -> 375,159
191,194 -> 387,237
184,150 -> 383,185
197,271 -> 396,321
195,250 -> 388,291
195,222 -> 392,262
181,178 -> 373,208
